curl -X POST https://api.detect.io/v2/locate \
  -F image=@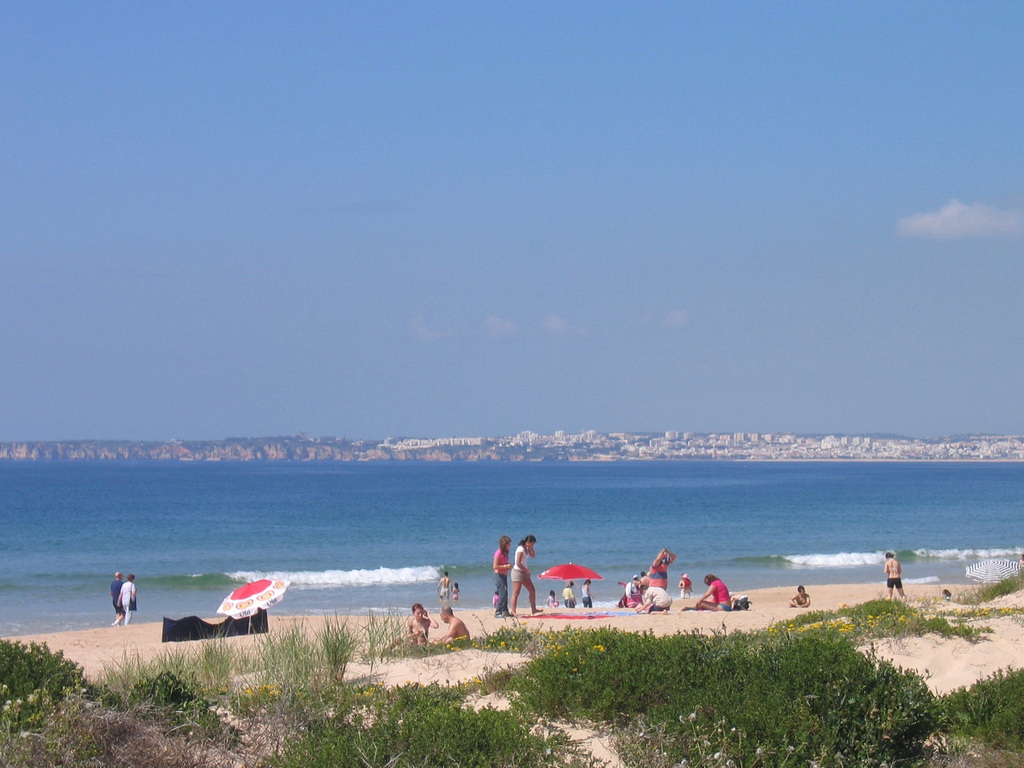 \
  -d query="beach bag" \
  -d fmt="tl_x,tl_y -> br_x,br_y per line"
733,595 -> 750,611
